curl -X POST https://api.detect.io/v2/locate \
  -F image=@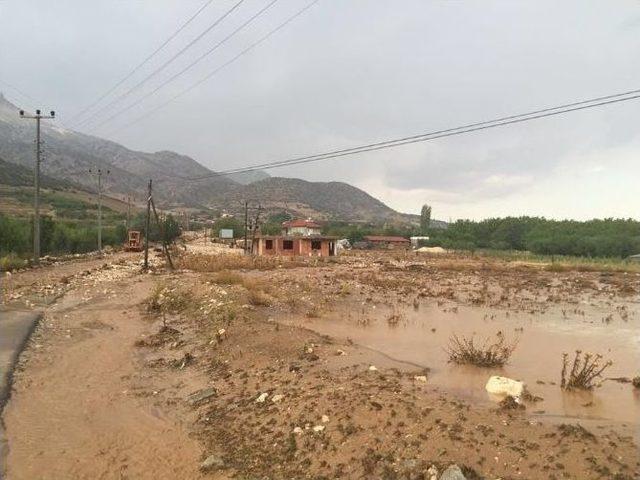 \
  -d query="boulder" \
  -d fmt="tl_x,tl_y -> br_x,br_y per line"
200,455 -> 225,471
439,464 -> 466,480
485,375 -> 524,399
